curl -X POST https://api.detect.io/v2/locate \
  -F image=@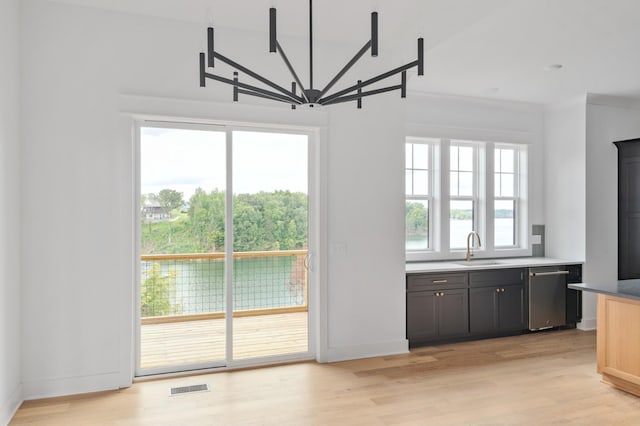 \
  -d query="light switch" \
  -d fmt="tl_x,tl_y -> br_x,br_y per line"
531,234 -> 542,244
